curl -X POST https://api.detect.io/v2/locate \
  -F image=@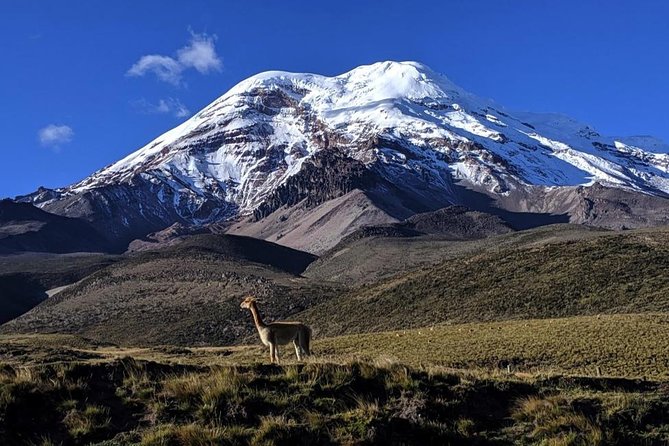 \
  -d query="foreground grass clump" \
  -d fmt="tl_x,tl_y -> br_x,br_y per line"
139,423 -> 236,445
513,395 -> 604,445
0,358 -> 668,445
